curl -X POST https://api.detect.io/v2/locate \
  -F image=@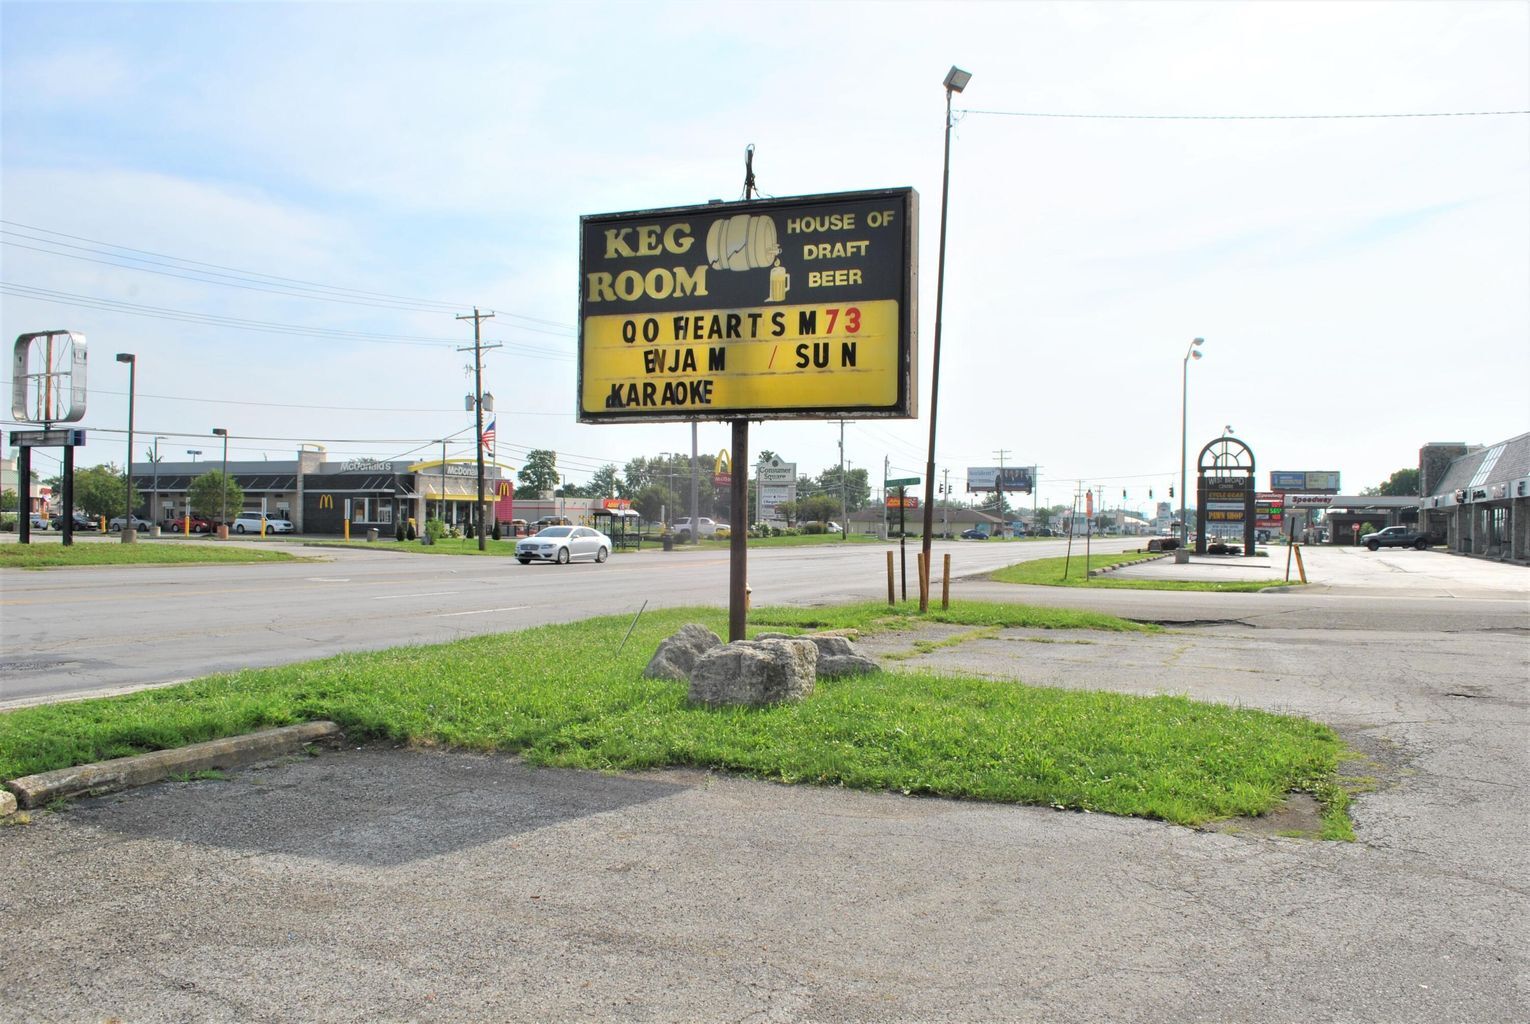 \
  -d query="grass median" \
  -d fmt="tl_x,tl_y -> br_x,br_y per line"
0,601 -> 1350,836
0,543 -> 301,569
991,551 -> 1292,592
